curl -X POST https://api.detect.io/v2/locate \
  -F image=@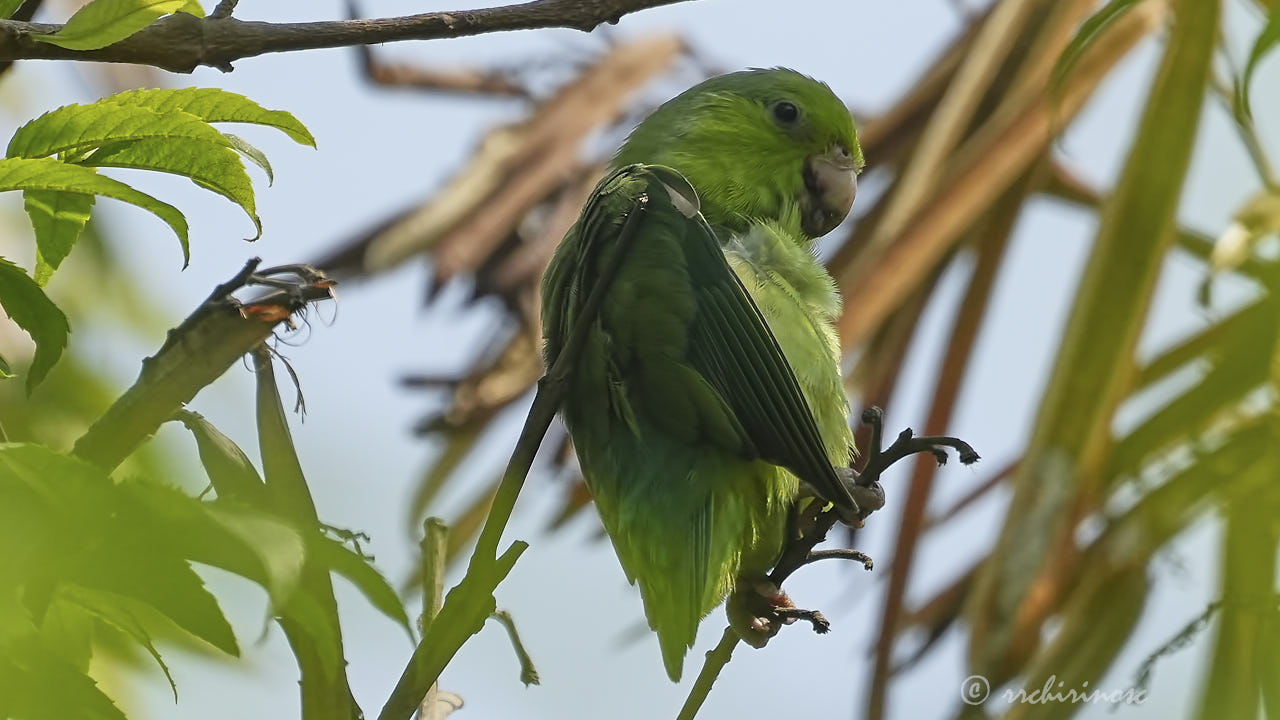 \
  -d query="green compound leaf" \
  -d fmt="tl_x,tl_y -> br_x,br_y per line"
31,0 -> 192,51
8,102 -> 233,161
107,87 -> 316,147
24,190 -> 94,285
0,157 -> 188,264
0,256 -> 69,392
86,138 -> 261,240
